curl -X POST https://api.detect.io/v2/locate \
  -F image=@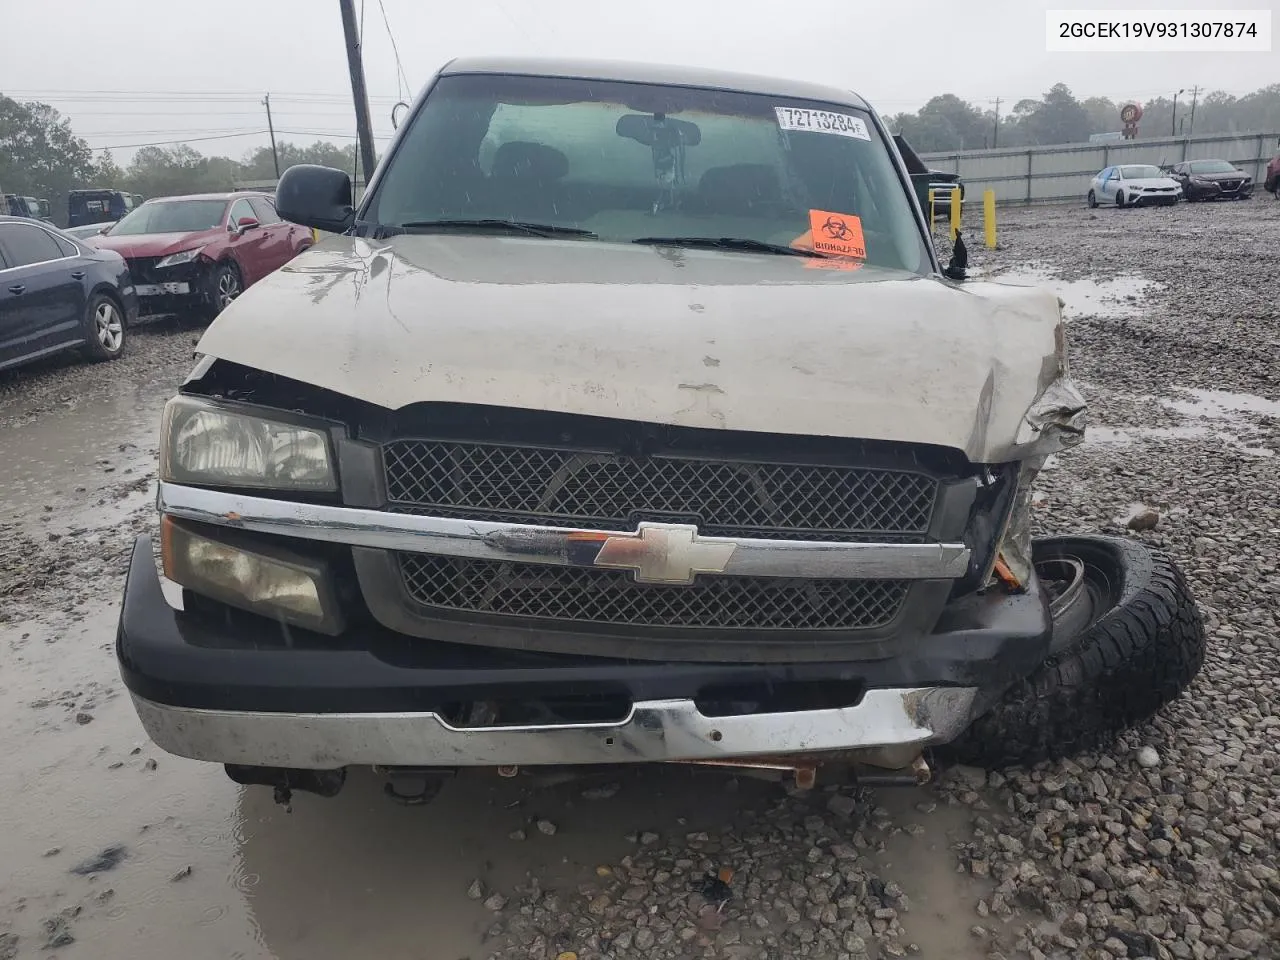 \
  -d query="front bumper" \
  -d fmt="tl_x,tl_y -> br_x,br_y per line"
130,687 -> 978,769
1133,192 -> 1180,206
117,534 -> 1052,768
